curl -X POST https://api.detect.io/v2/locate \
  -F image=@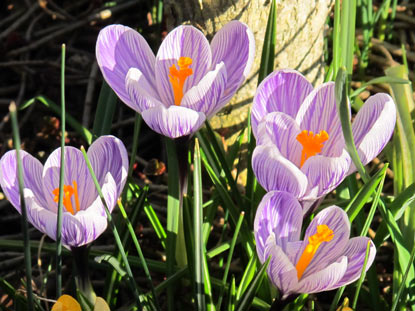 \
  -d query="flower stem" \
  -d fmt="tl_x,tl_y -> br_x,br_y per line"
71,246 -> 96,306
